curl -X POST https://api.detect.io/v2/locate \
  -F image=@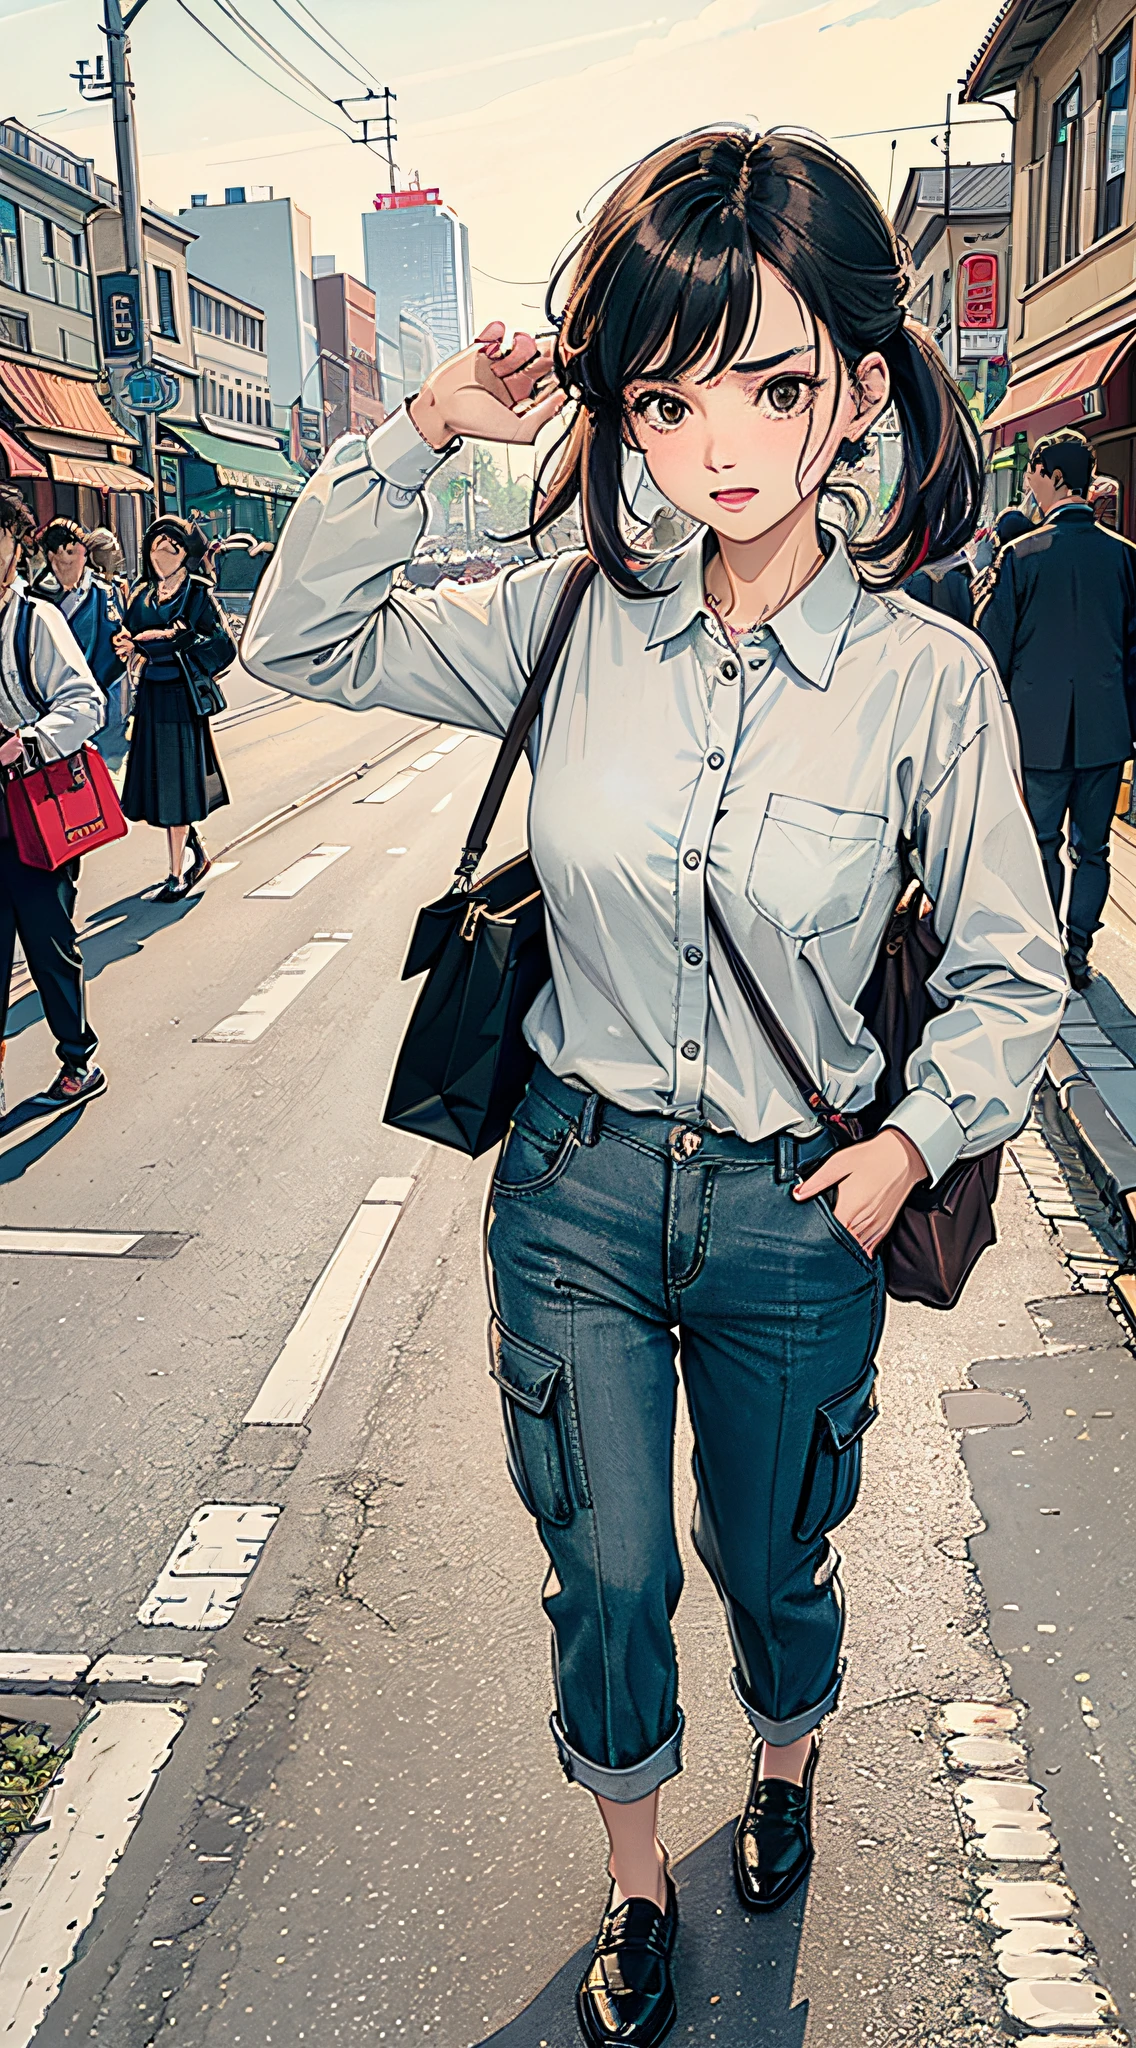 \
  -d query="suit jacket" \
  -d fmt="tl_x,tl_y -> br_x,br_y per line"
975,502 -> 1136,770
903,561 -> 974,628
31,571 -> 124,694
